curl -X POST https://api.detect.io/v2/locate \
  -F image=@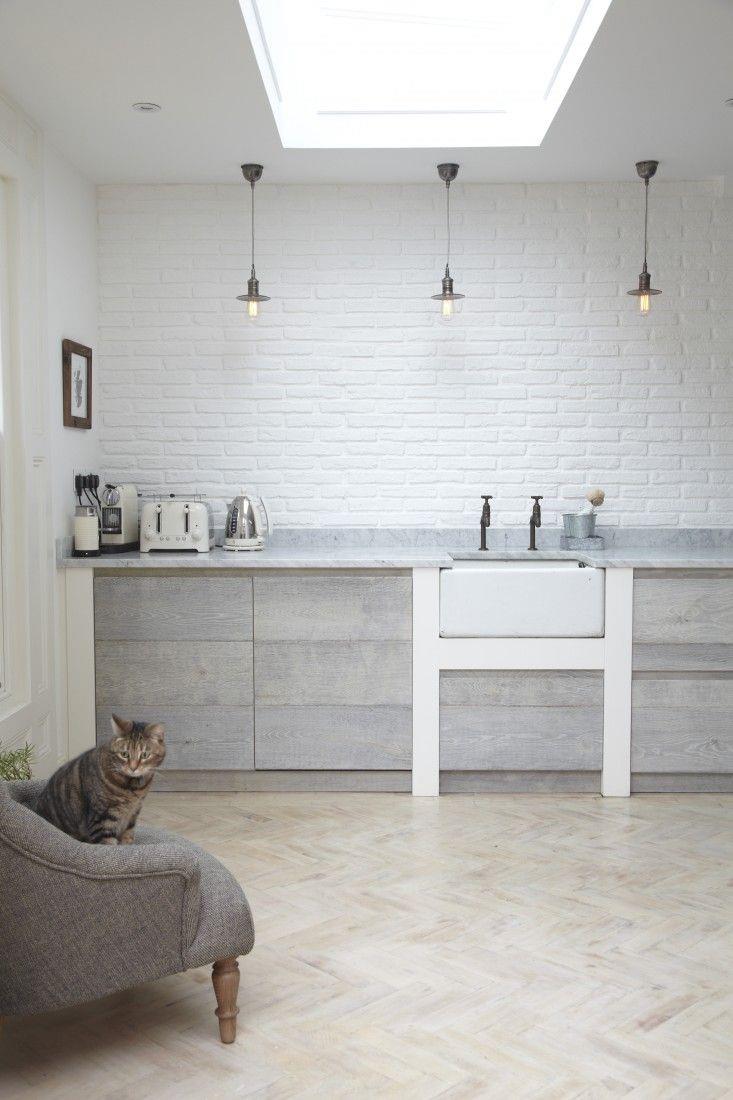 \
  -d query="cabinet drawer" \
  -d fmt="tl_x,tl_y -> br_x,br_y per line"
254,642 -> 411,706
96,704 -> 254,770
253,572 -> 411,641
440,670 -> 603,771
94,575 -> 253,641
631,674 -> 733,773
255,705 -> 411,769
633,572 -> 733,644
96,640 -> 253,707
